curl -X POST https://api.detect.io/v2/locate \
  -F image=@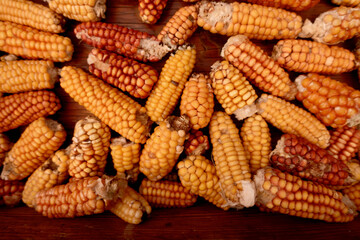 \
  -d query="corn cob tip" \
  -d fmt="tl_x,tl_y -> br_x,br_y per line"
220,35 -> 248,58
348,160 -> 360,181
222,179 -> 256,209
166,115 -> 192,135
234,104 -> 258,121
94,0 -> 107,19
298,19 -> 315,39
197,0 -> 232,29
294,75 -> 308,93
87,175 -> 128,201
0,55 -> 18,61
